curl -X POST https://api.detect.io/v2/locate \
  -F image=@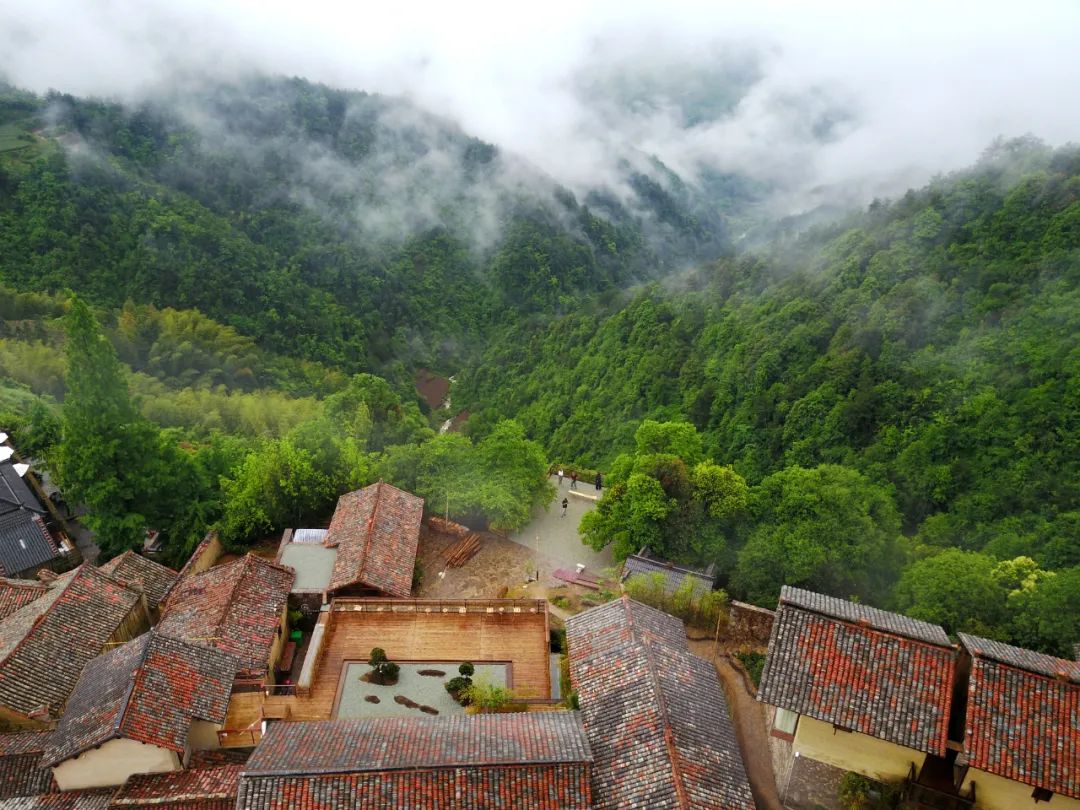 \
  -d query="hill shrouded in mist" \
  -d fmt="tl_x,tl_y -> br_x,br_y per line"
0,77 -> 741,374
